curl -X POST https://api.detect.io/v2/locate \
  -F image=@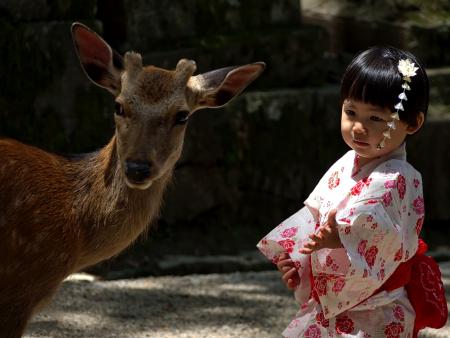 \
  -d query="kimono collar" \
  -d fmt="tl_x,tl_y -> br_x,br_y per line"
351,143 -> 407,178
